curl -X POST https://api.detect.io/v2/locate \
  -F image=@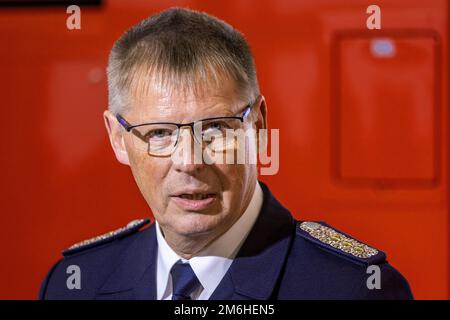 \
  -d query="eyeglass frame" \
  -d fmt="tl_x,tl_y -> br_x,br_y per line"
115,102 -> 254,155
